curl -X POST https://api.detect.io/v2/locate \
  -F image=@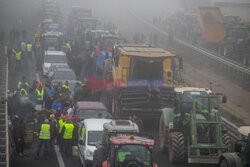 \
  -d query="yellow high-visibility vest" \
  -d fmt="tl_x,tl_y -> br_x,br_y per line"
63,123 -> 74,139
20,88 -> 29,100
12,49 -> 21,60
66,43 -> 72,52
39,124 -> 51,140
62,84 -> 69,90
36,88 -> 44,101
27,44 -> 32,52
58,119 -> 65,133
